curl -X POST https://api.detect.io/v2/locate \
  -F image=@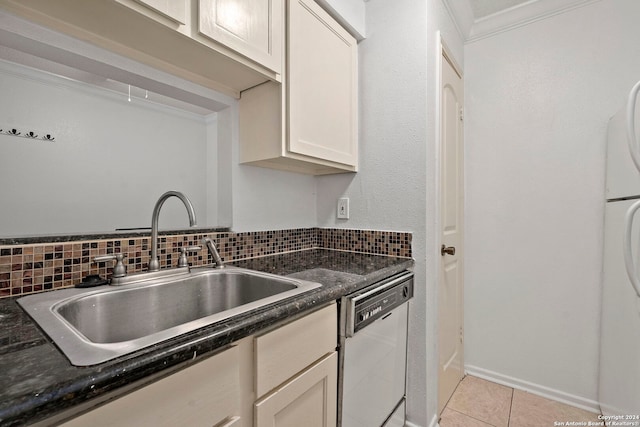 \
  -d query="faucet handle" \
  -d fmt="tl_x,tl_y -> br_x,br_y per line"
202,237 -> 224,269
94,253 -> 127,278
176,246 -> 202,268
